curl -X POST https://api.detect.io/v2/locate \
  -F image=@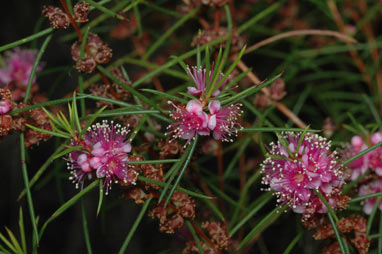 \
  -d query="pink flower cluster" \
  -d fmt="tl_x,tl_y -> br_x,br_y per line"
343,133 -> 382,180
358,180 -> 382,215
261,132 -> 343,214
167,99 -> 242,145
67,121 -> 138,193
186,66 -> 229,98
167,65 -> 242,144
0,48 -> 43,86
